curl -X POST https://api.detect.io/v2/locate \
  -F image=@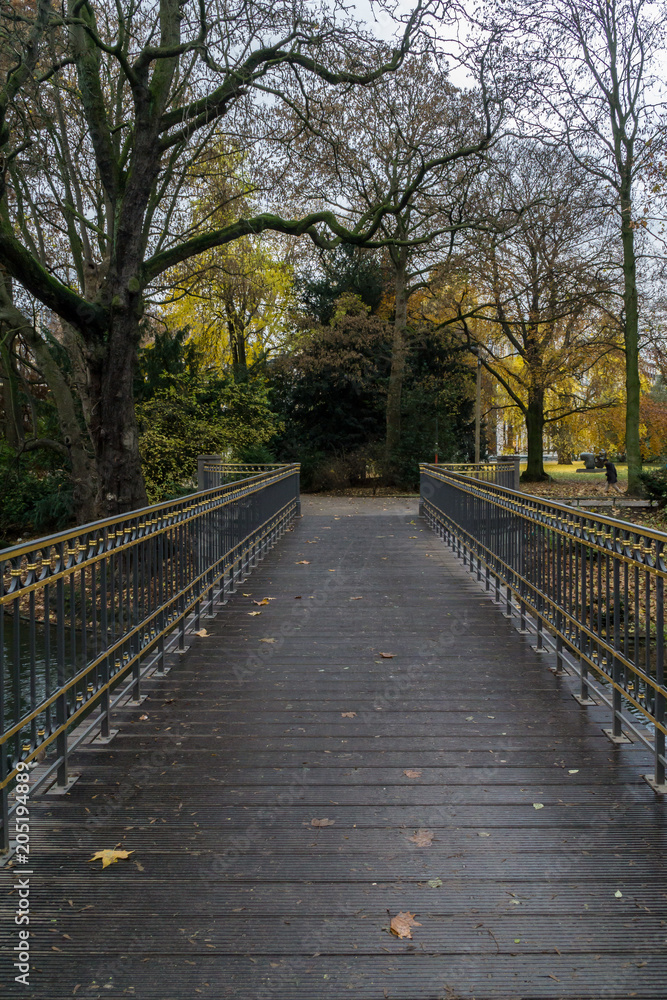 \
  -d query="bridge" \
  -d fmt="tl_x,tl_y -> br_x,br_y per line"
1,461 -> 666,999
